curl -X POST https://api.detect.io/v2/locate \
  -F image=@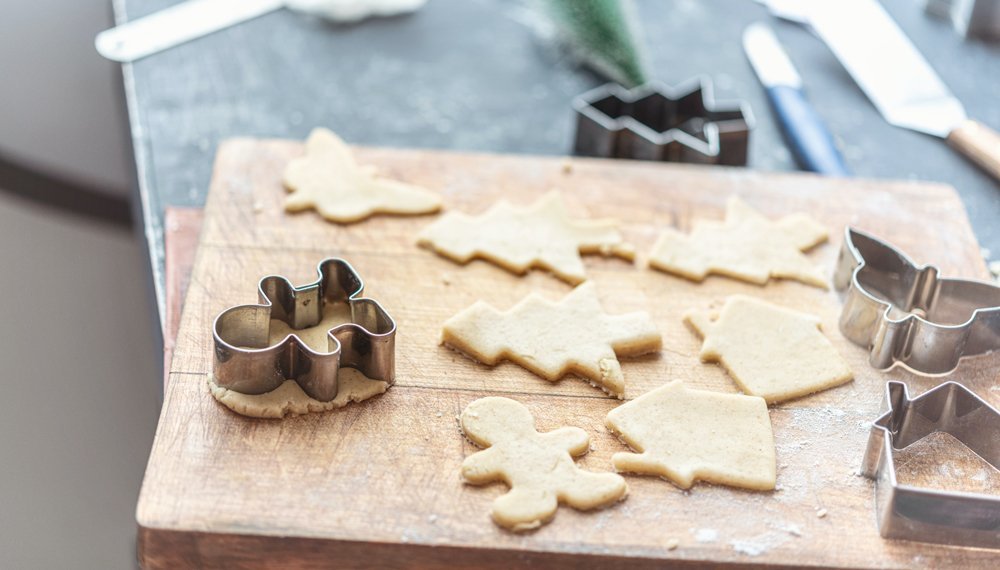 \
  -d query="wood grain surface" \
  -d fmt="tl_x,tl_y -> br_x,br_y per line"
137,139 -> 1000,569
163,207 -> 203,387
